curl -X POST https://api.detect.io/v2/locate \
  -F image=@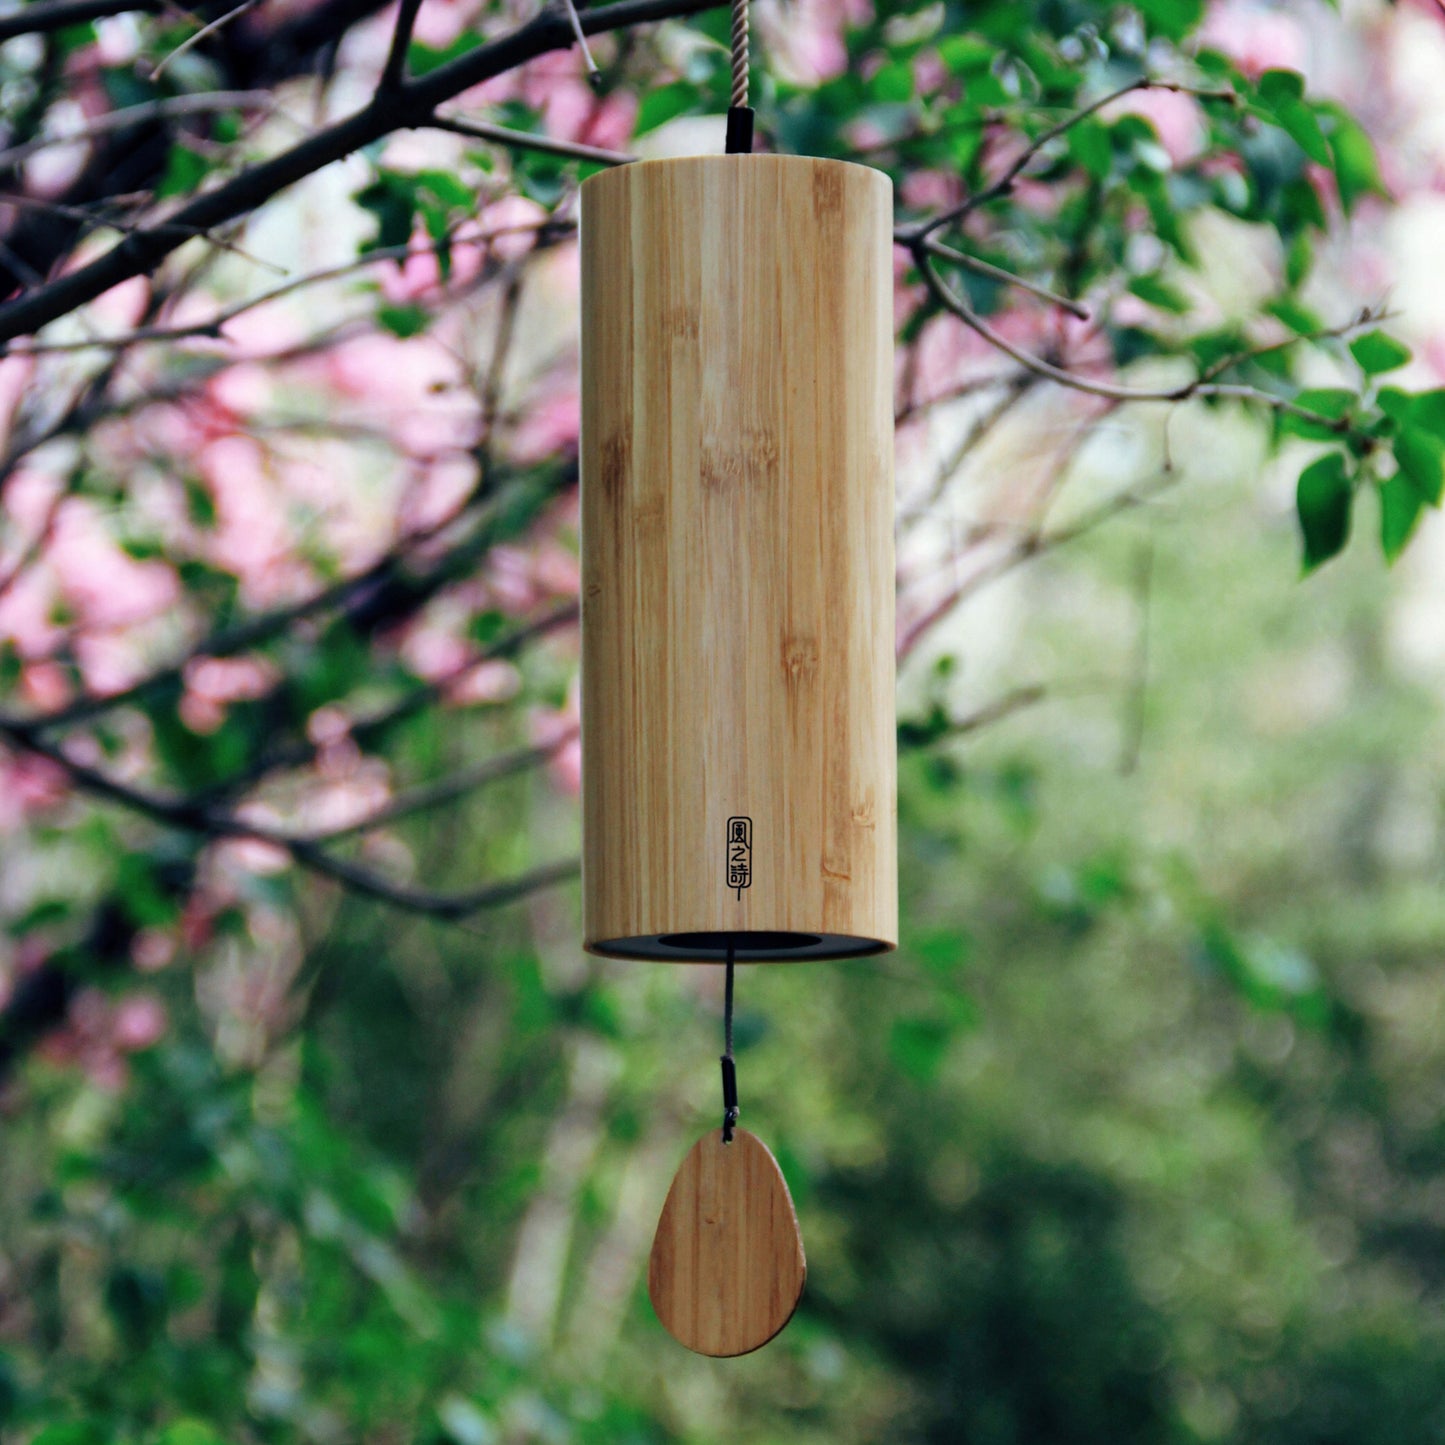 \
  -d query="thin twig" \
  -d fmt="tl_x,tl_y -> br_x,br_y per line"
913,249 -> 1367,432
428,114 -> 636,166
899,77 -> 1240,242
0,0 -> 726,344
913,236 -> 1089,320
378,0 -> 425,94
0,91 -> 279,173
0,217 -> 567,354
297,729 -> 578,843
149,0 -> 262,80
